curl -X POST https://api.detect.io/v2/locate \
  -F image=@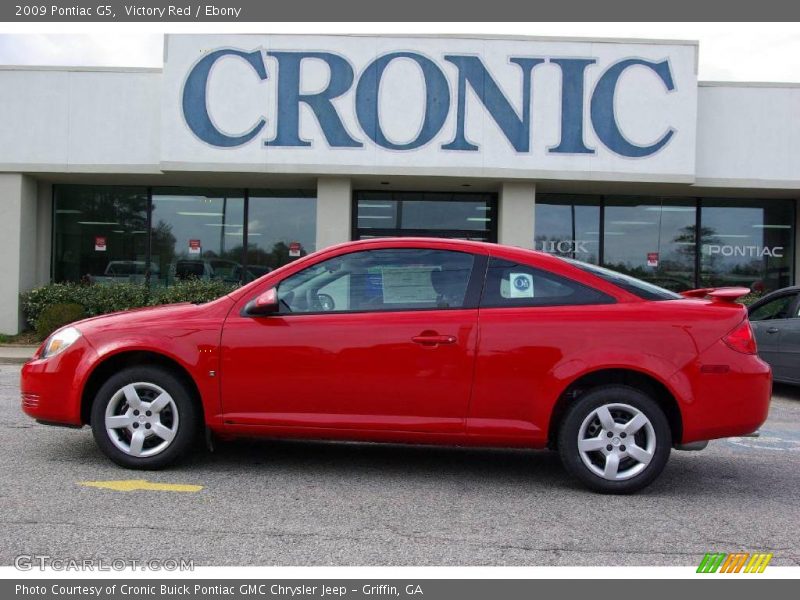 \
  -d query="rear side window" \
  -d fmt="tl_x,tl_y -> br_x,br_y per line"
480,258 -> 614,308
564,258 -> 683,301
